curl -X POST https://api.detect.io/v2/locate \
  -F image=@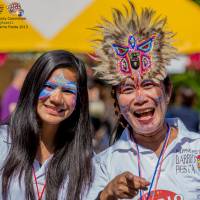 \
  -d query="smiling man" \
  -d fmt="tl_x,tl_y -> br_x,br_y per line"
86,2 -> 200,200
